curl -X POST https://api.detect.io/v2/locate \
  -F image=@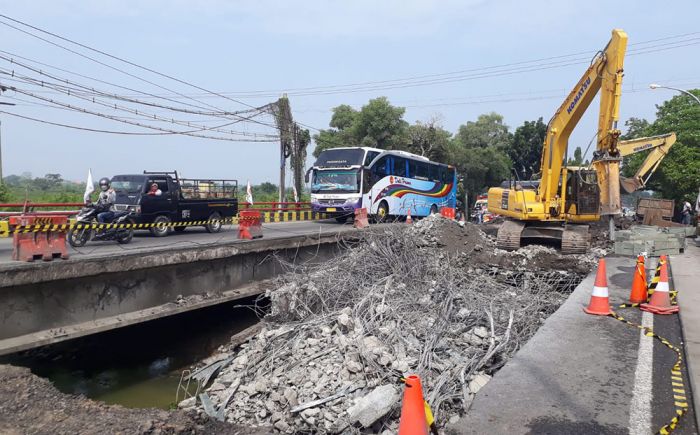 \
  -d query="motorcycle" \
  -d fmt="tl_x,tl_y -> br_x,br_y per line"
68,203 -> 135,247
